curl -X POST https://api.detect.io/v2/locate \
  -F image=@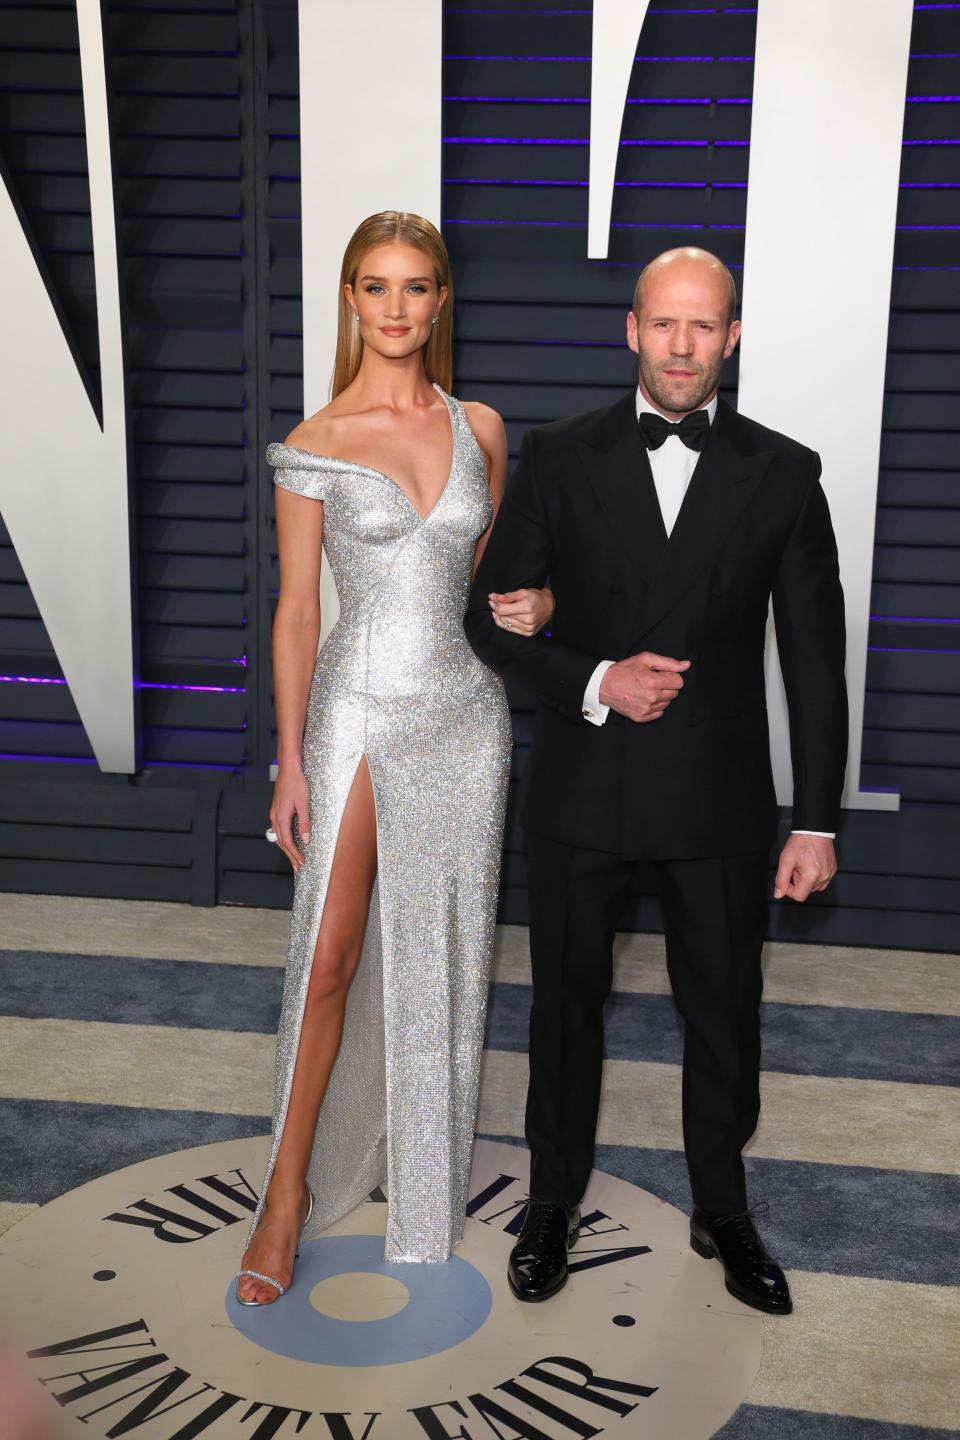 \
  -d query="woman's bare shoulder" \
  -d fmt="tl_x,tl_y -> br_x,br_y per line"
283,400 -> 359,454
461,400 -> 507,454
